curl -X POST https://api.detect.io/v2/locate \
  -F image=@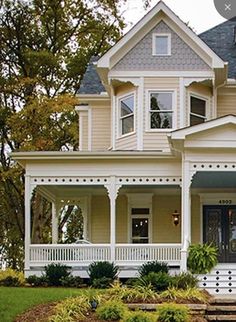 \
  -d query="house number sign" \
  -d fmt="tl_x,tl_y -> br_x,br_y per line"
219,200 -> 232,205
